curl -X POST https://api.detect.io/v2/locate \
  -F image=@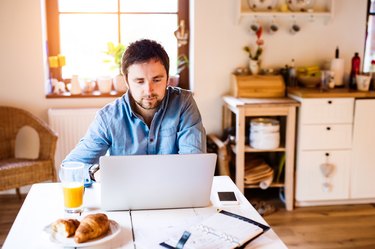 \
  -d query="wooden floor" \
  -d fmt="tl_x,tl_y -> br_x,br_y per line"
264,203 -> 375,249
1,194 -> 375,248
0,194 -> 25,248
